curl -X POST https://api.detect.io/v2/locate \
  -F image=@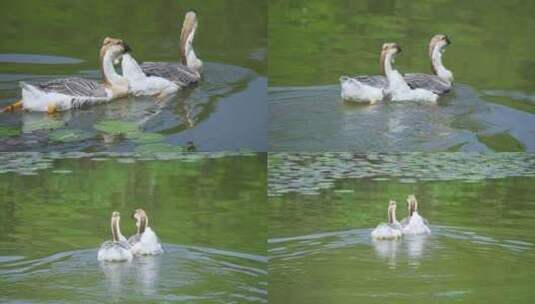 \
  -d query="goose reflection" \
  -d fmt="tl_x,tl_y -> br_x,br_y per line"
371,233 -> 430,268
135,256 -> 161,296
100,261 -> 133,297
405,234 -> 430,266
372,238 -> 401,268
